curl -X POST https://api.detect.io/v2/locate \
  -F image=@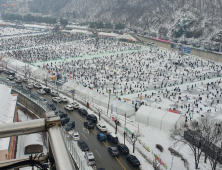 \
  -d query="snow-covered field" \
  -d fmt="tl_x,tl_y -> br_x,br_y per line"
0,27 -> 39,37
